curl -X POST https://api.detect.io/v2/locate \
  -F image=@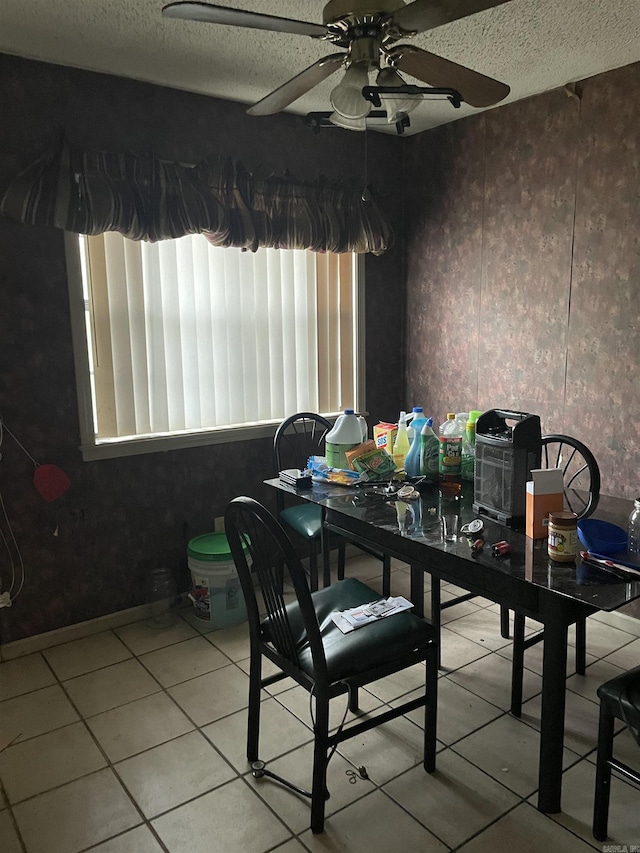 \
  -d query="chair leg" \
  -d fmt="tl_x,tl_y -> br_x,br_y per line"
247,648 -> 262,762
348,686 -> 359,713
311,692 -> 330,833
575,616 -> 587,675
337,543 -> 346,581
382,554 -> 391,597
424,643 -> 438,773
511,611 -> 526,717
593,700 -> 616,841
500,606 -> 511,639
